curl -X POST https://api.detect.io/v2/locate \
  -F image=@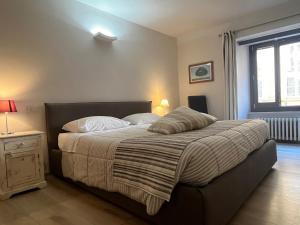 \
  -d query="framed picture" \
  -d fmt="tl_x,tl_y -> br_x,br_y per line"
189,61 -> 214,84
